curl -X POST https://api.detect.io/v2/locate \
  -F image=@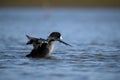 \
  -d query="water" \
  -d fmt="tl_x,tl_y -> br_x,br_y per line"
0,8 -> 120,80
